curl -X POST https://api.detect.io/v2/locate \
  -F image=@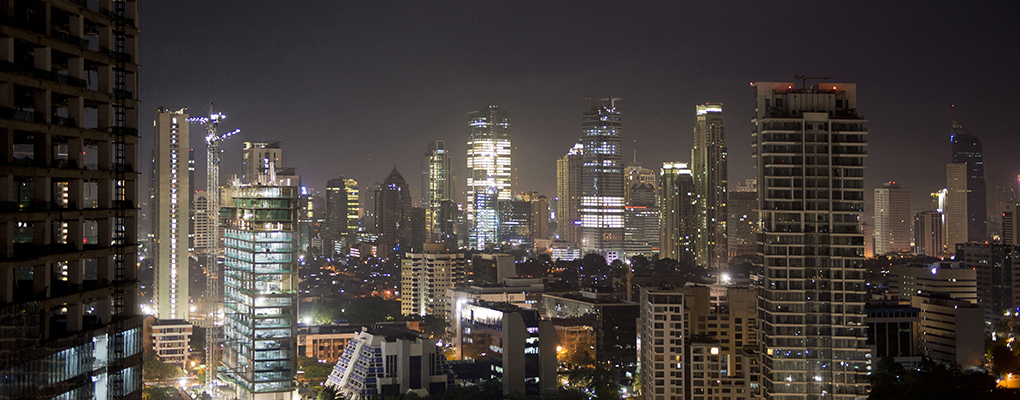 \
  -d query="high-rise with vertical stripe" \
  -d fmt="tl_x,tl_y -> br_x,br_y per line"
752,82 -> 869,399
